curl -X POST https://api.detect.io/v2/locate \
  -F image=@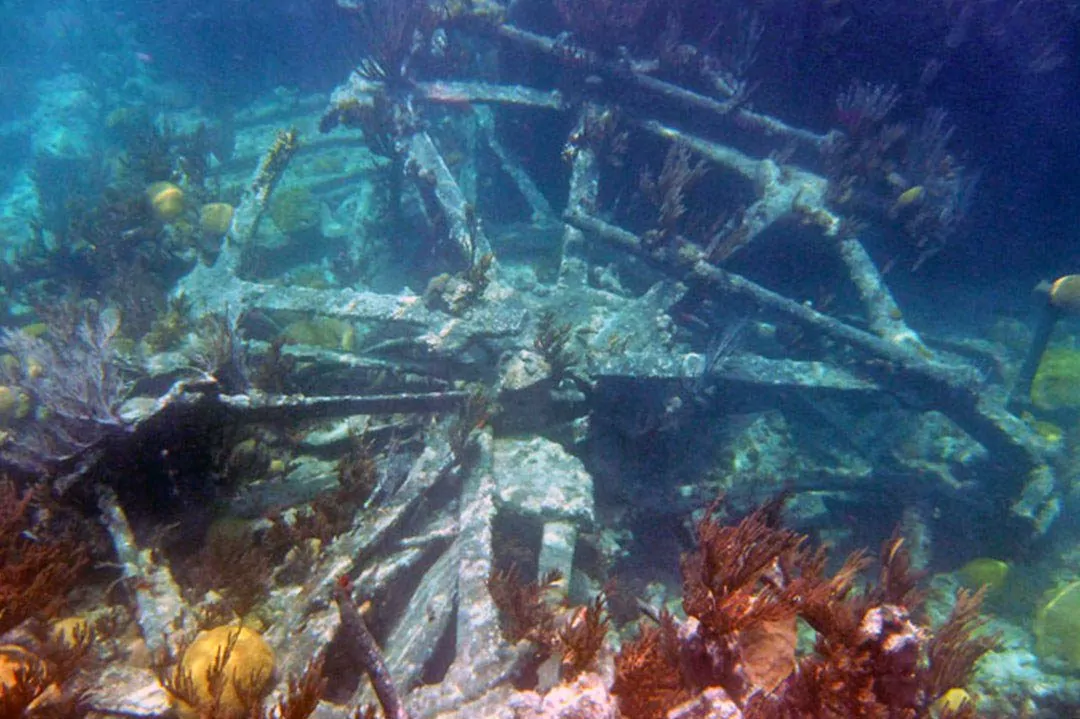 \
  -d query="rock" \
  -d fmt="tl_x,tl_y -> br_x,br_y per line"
494,436 -> 595,586
493,437 -> 594,525
667,687 -> 743,719
86,665 -> 172,718
498,349 -> 552,392
507,673 -> 618,719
